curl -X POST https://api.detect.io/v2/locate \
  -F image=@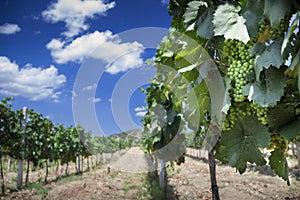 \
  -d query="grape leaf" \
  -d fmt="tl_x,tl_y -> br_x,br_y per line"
195,8 -> 214,39
264,0 -> 292,27
243,67 -> 286,107
221,78 -> 231,114
186,80 -> 210,129
269,150 -> 290,185
268,105 -> 296,130
291,49 -> 300,71
213,3 -> 250,43
299,66 -> 300,92
184,1 -> 207,25
249,42 -> 265,57
240,0 -> 264,38
278,119 -> 300,141
268,105 -> 300,141
184,1 -> 209,31
217,116 -> 269,174
254,38 -> 284,77
281,13 -> 299,55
